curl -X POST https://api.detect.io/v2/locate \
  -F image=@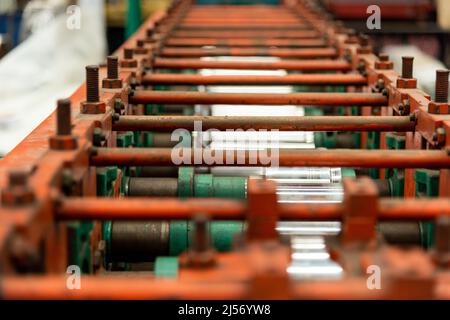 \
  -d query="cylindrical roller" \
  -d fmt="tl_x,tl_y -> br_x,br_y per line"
373,179 -> 392,197
110,221 -> 170,262
129,91 -> 388,106
153,58 -> 352,71
106,220 -> 425,263
127,178 -> 178,197
90,148 -> 450,168
141,74 -> 367,86
378,221 -> 422,246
